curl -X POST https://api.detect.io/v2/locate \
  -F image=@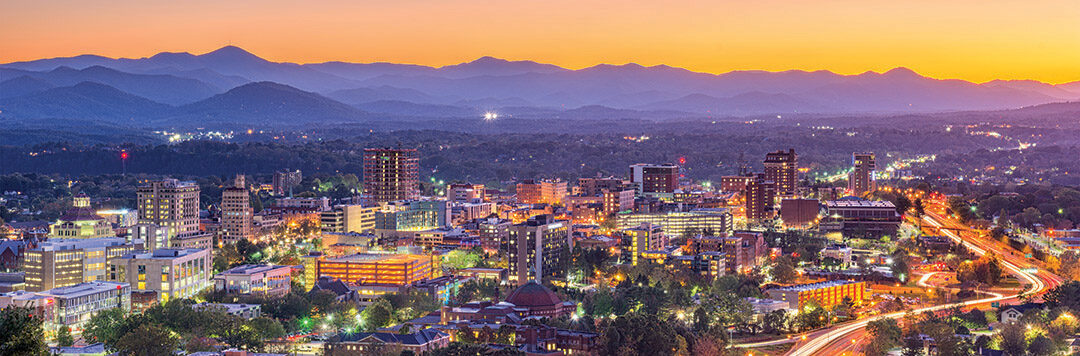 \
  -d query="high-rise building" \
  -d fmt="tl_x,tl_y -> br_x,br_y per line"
763,149 -> 798,197
508,215 -> 570,285
272,170 -> 303,196
516,179 -> 567,205
221,175 -> 254,244
745,174 -> 776,221
49,193 -> 114,239
625,223 -> 664,265
363,148 -> 420,203
137,179 -> 200,238
602,189 -> 635,214
848,153 -> 876,196
629,163 -> 679,195
21,238 -> 139,291
107,248 -> 212,303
